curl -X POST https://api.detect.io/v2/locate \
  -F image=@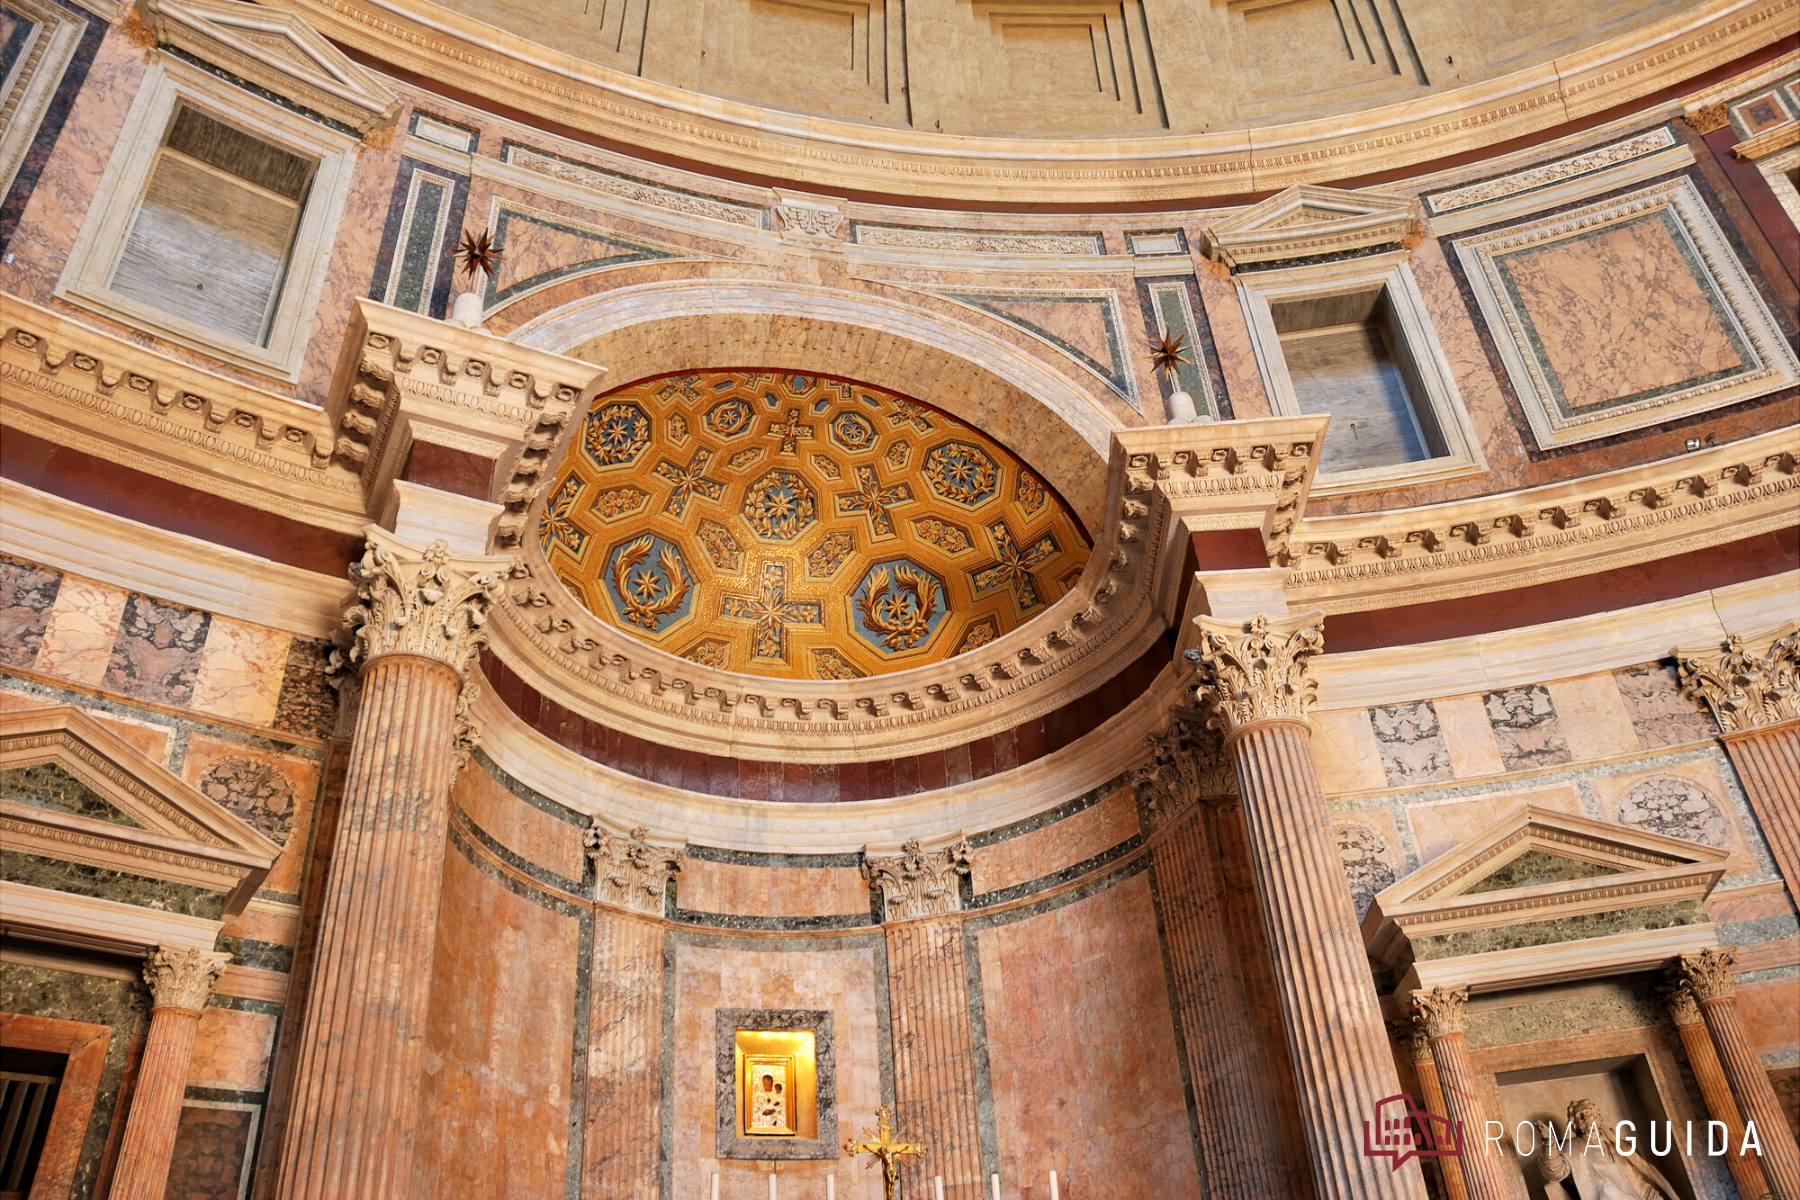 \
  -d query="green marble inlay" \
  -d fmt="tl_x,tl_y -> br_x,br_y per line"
1463,849 -> 1621,894
0,763 -> 141,828
1,849 -> 225,919
1412,900 -> 1704,961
